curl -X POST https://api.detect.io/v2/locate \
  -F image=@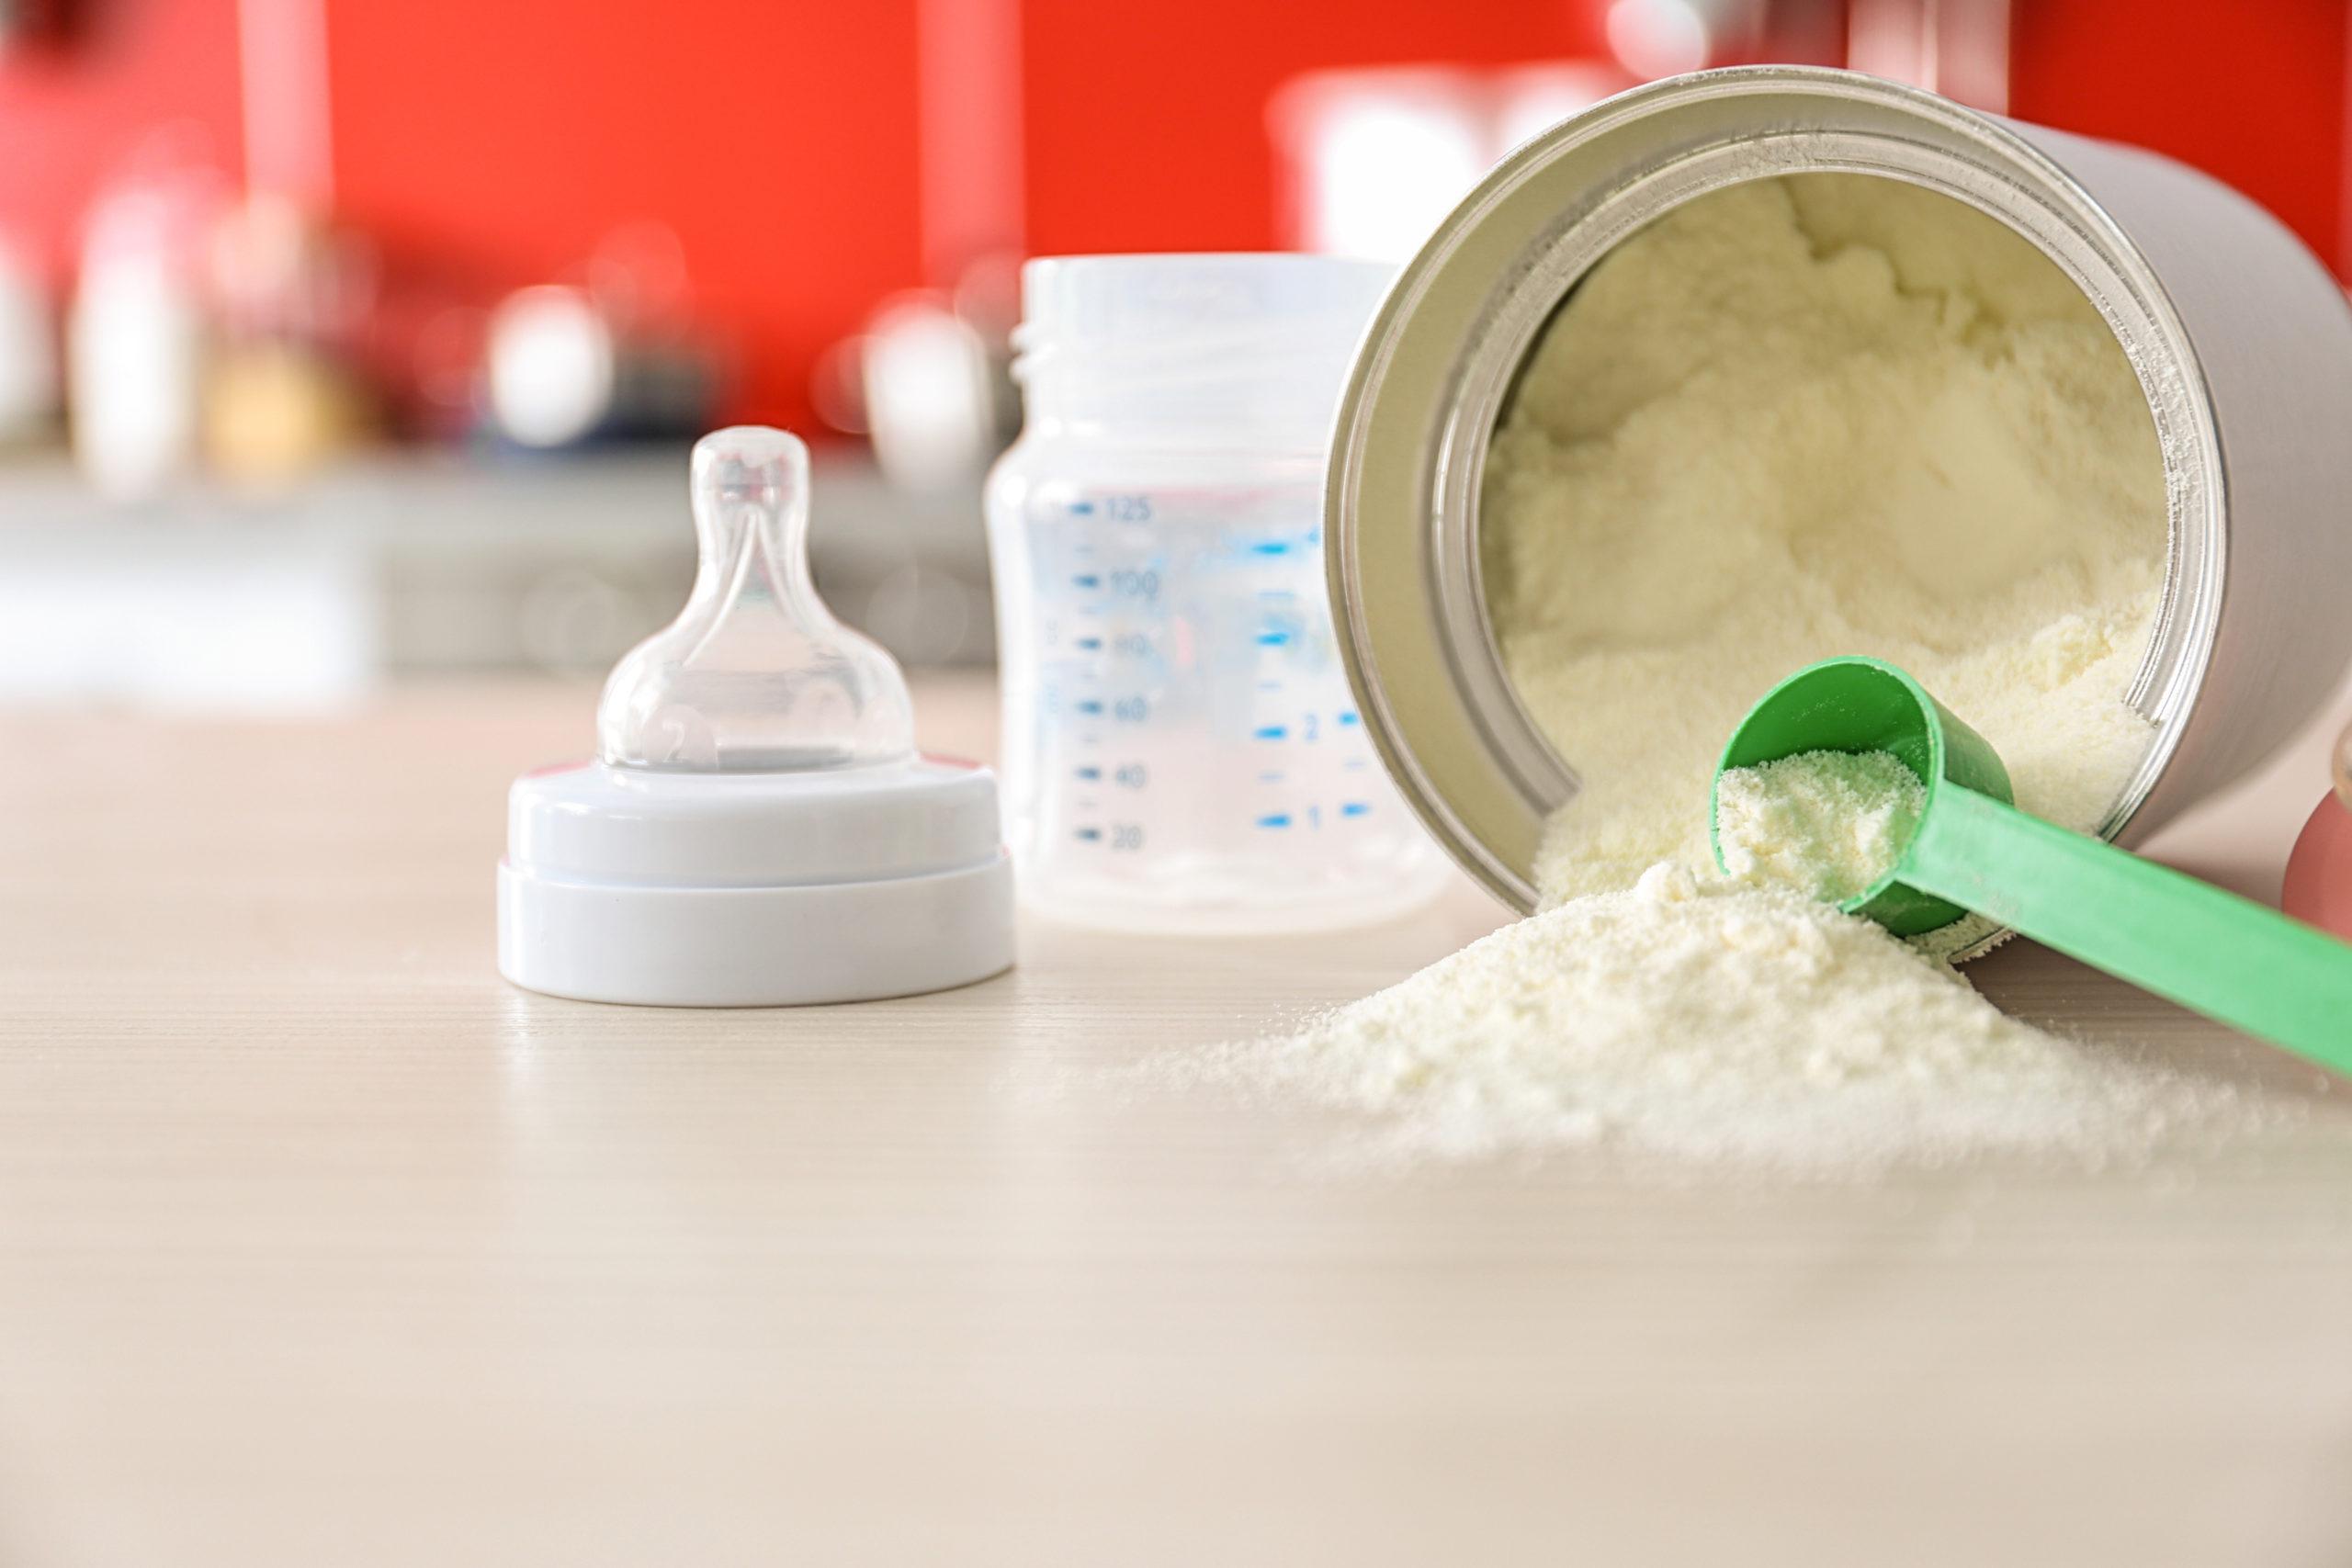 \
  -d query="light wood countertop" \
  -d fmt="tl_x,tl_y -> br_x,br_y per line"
2,673 -> 2347,1567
